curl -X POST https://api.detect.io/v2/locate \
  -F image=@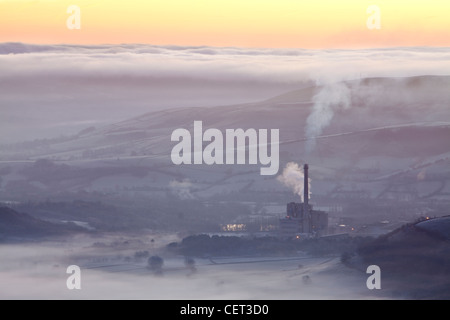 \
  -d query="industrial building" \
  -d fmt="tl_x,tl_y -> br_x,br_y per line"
279,164 -> 329,237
